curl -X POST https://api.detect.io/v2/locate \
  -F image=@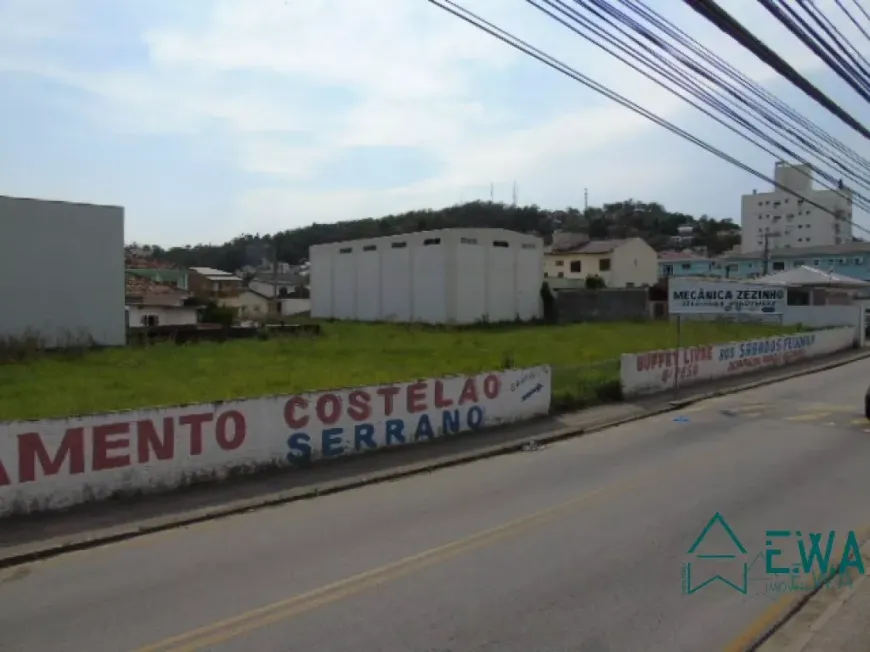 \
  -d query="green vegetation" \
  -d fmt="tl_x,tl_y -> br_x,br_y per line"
0,320 -> 799,422
136,199 -> 740,271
